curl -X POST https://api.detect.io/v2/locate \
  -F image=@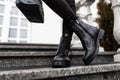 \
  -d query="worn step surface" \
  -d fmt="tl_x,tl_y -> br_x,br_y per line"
0,63 -> 120,80
0,43 -> 114,68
